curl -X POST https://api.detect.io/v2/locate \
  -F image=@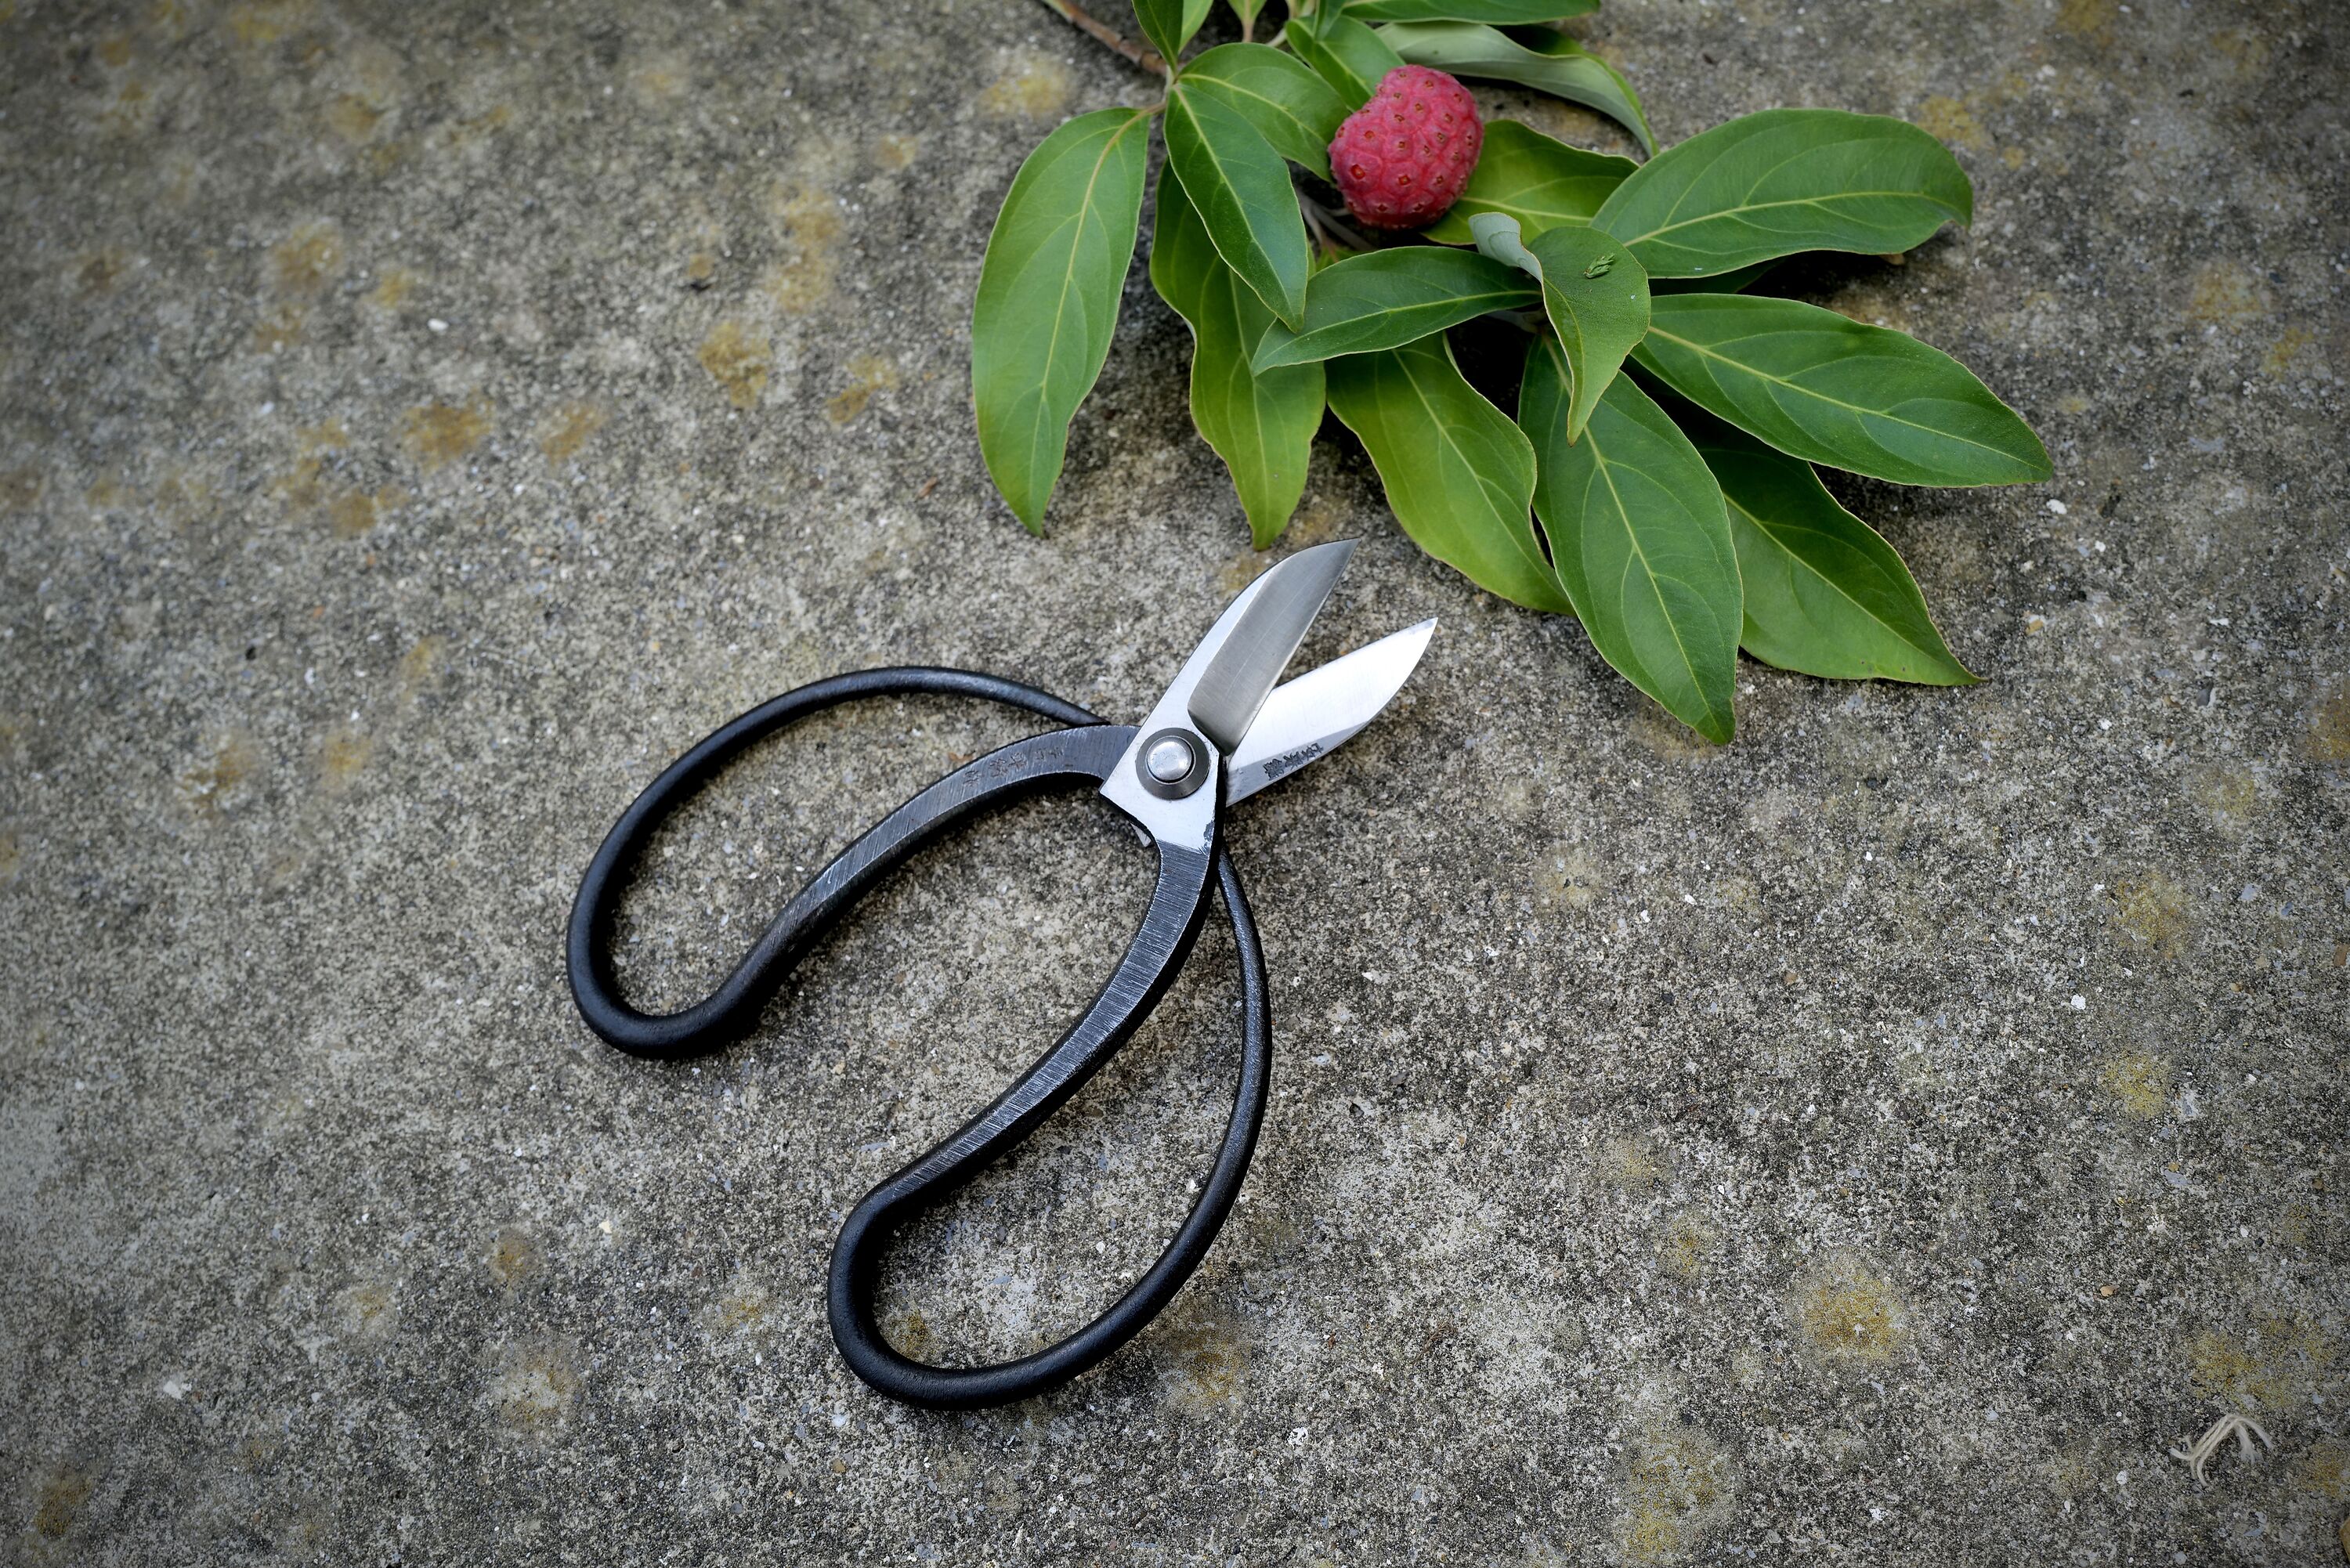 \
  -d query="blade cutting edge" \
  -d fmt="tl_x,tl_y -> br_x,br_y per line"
1226,619 -> 1437,804
1185,539 -> 1355,755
